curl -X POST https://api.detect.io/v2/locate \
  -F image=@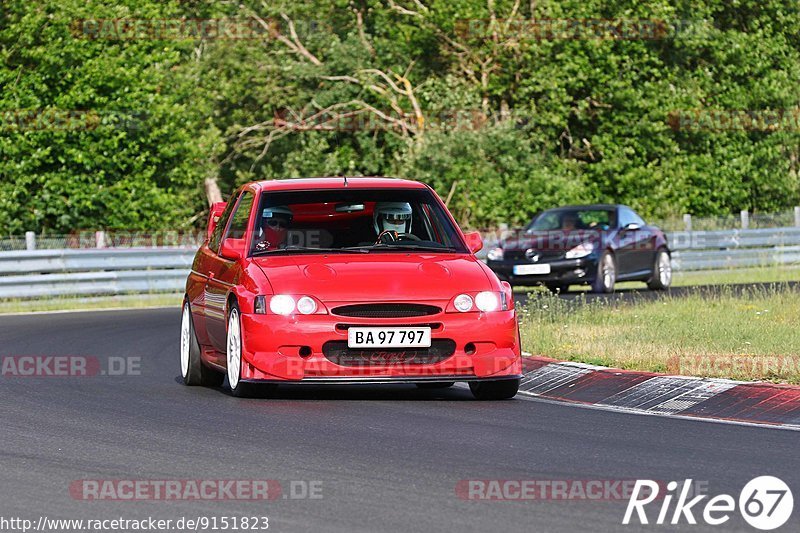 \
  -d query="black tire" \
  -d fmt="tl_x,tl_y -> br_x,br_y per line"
416,382 -> 455,389
647,248 -> 672,290
180,301 -> 224,387
469,379 -> 520,400
591,251 -> 616,293
545,283 -> 569,294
